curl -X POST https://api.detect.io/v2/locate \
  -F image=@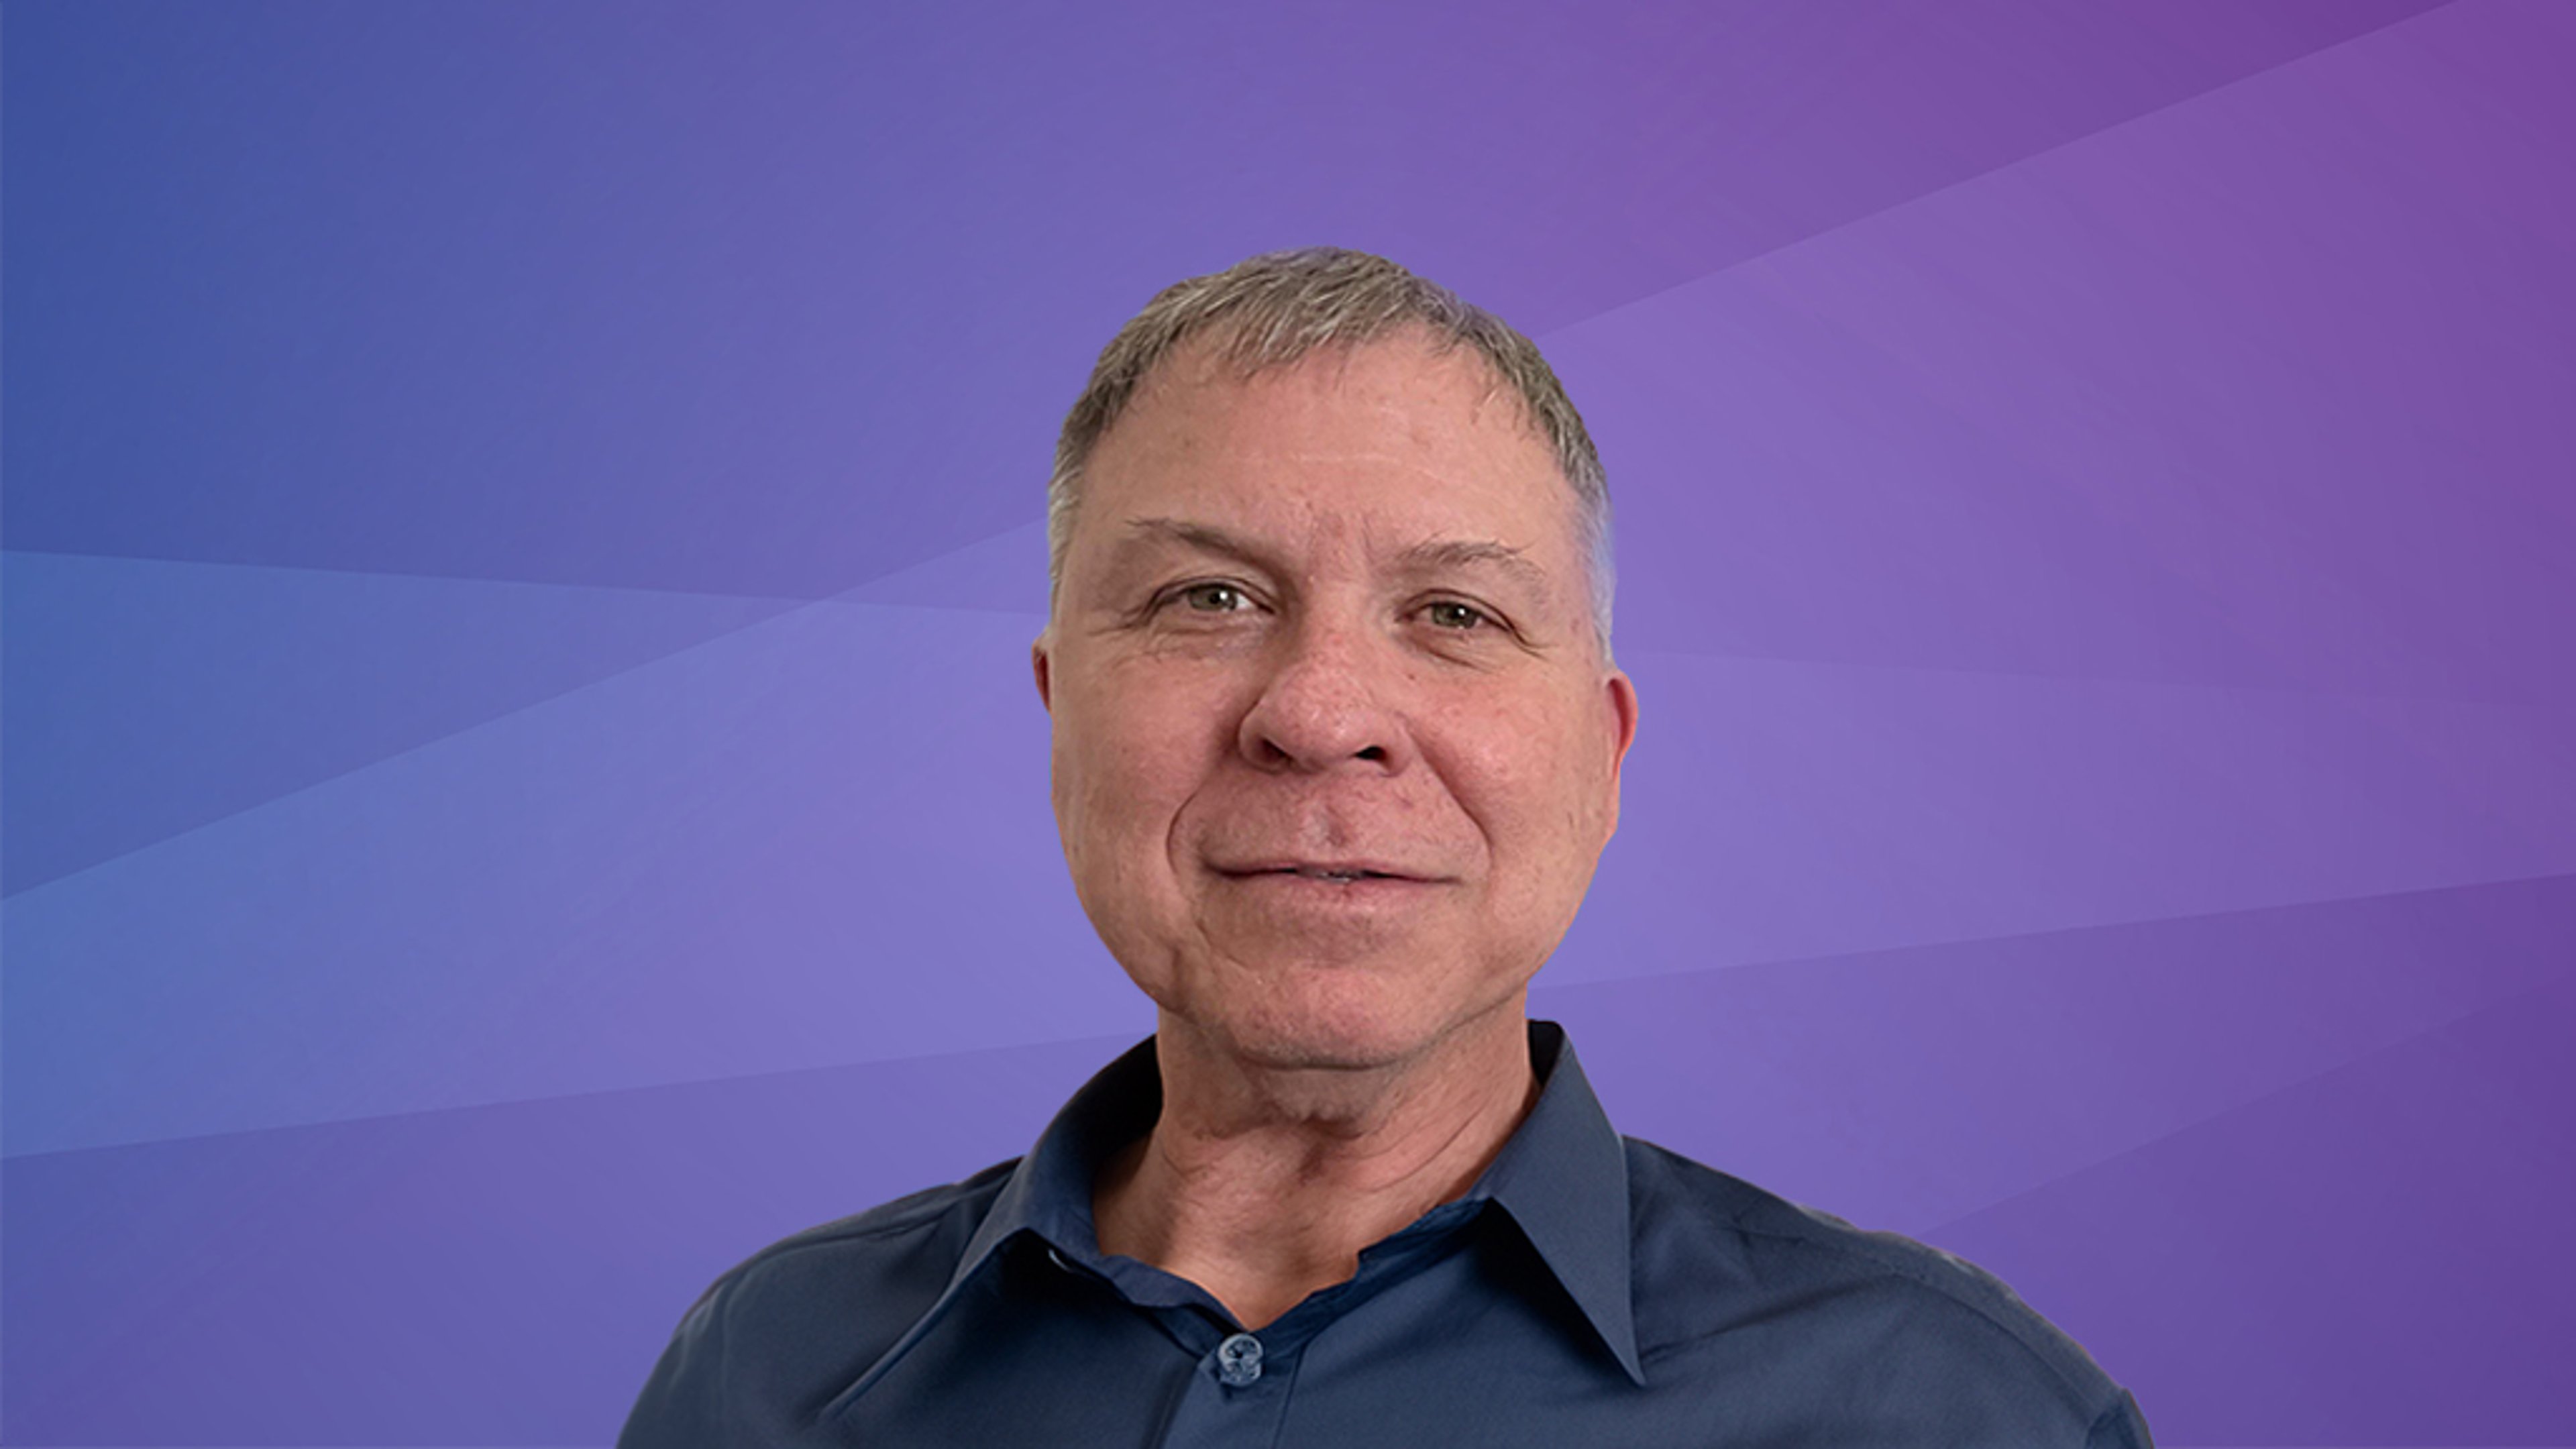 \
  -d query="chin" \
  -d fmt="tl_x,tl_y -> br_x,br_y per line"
1195,964 -> 1504,1073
